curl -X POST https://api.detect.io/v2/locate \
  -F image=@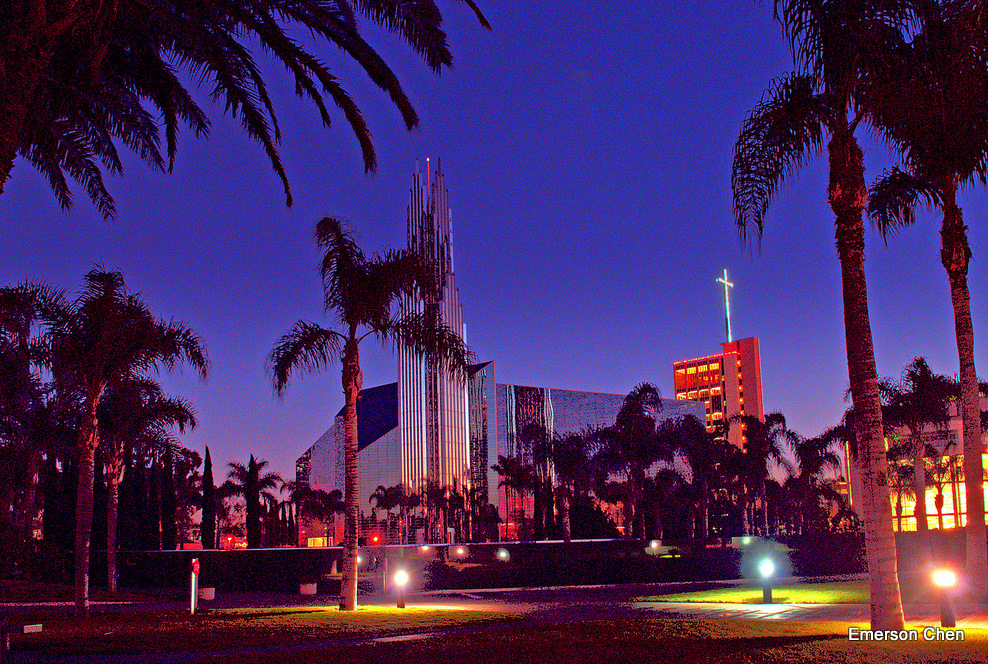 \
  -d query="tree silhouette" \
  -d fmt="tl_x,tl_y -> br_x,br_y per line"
269,217 -> 470,610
